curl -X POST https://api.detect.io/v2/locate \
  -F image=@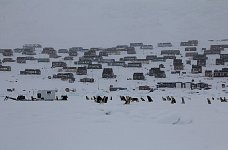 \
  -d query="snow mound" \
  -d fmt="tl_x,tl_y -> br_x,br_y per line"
157,112 -> 193,125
